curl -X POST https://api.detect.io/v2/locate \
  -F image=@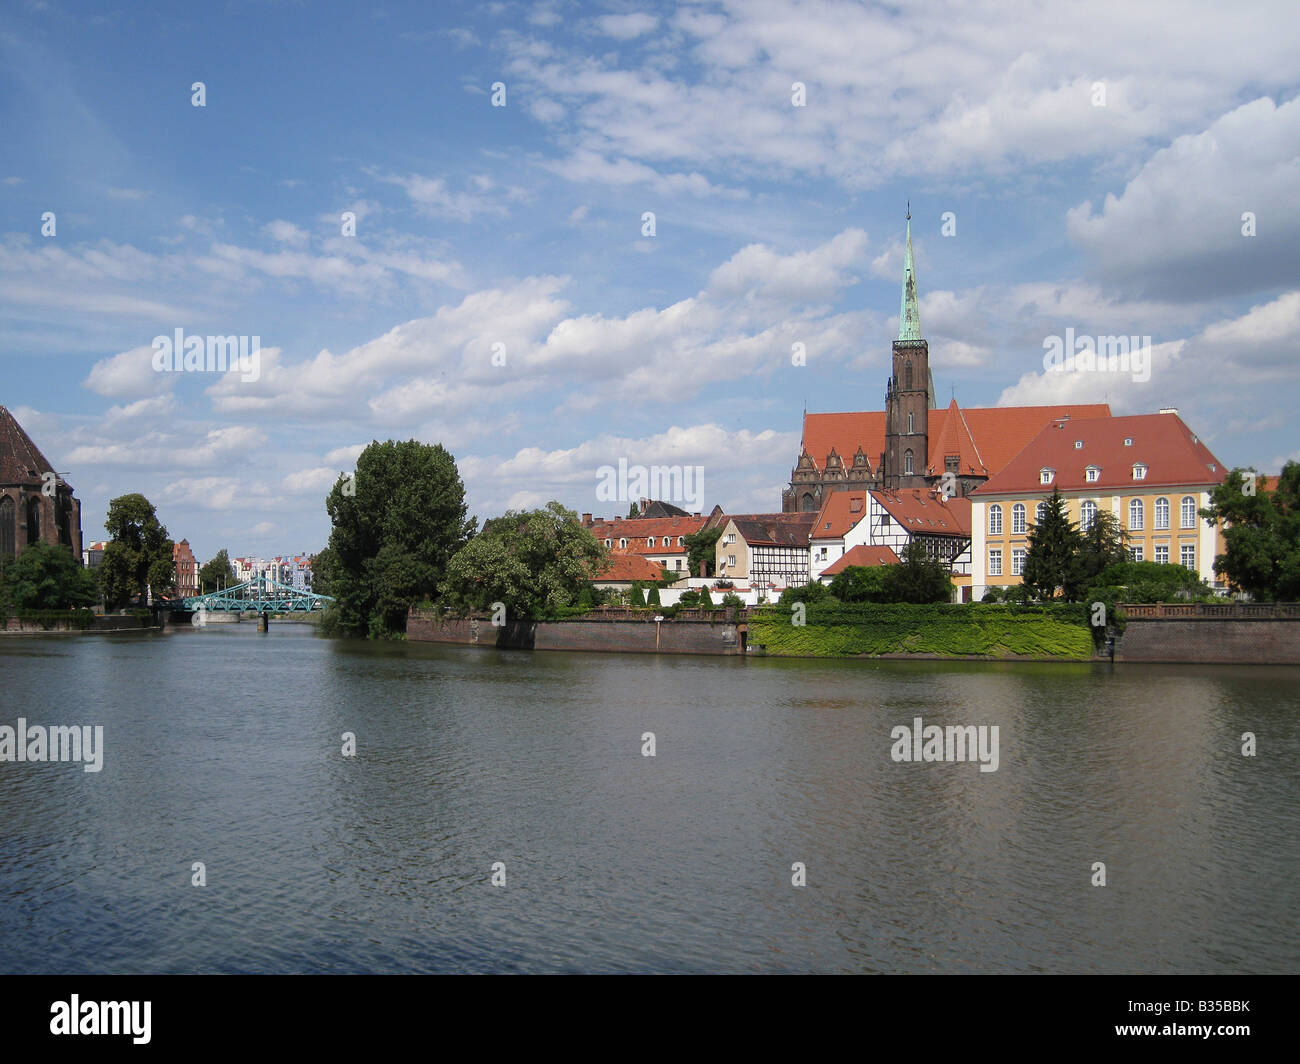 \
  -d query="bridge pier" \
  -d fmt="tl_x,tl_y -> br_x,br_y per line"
258,611 -> 269,632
